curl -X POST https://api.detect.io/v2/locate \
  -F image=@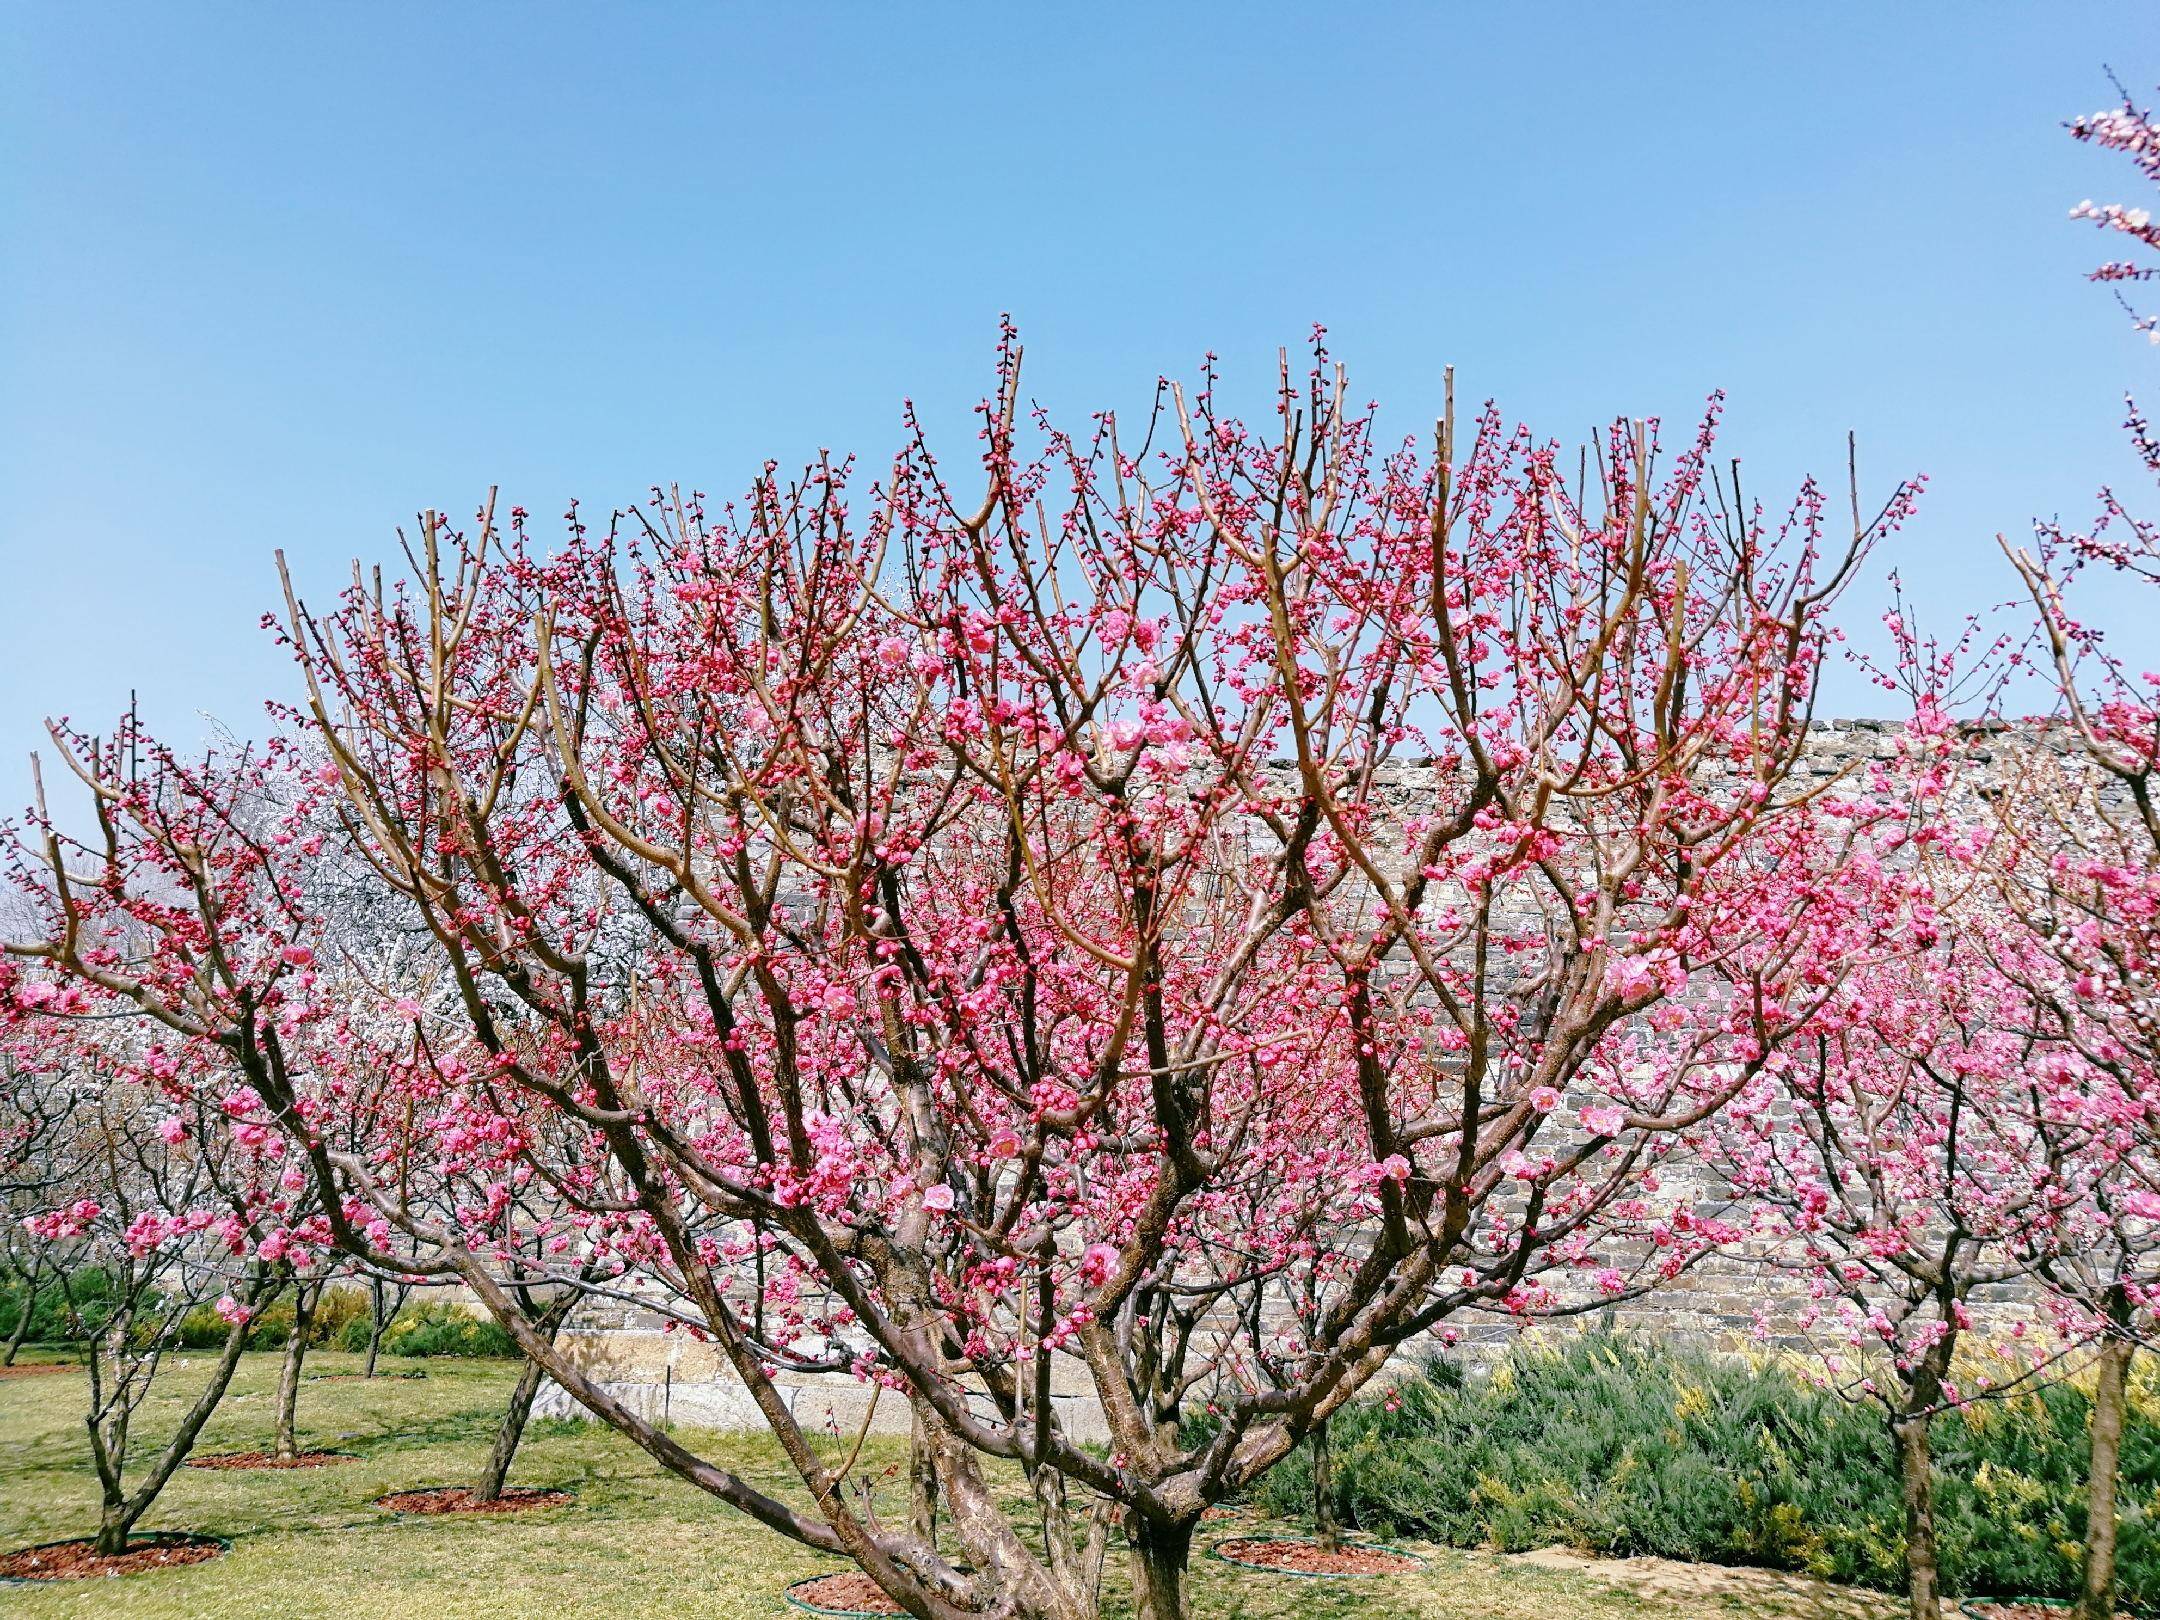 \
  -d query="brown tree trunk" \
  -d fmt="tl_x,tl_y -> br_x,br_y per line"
1126,1517 -> 1192,1620
472,1288 -> 579,1503
909,1405 -> 940,1547
1894,1413 -> 1939,1620
362,1278 -> 395,1378
94,1494 -> 136,1558
2080,1328 -> 2136,1620
1311,1418 -> 1340,1551
2,1264 -> 38,1366
472,1354 -> 545,1503
272,1284 -> 318,1462
90,1285 -> 264,1556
